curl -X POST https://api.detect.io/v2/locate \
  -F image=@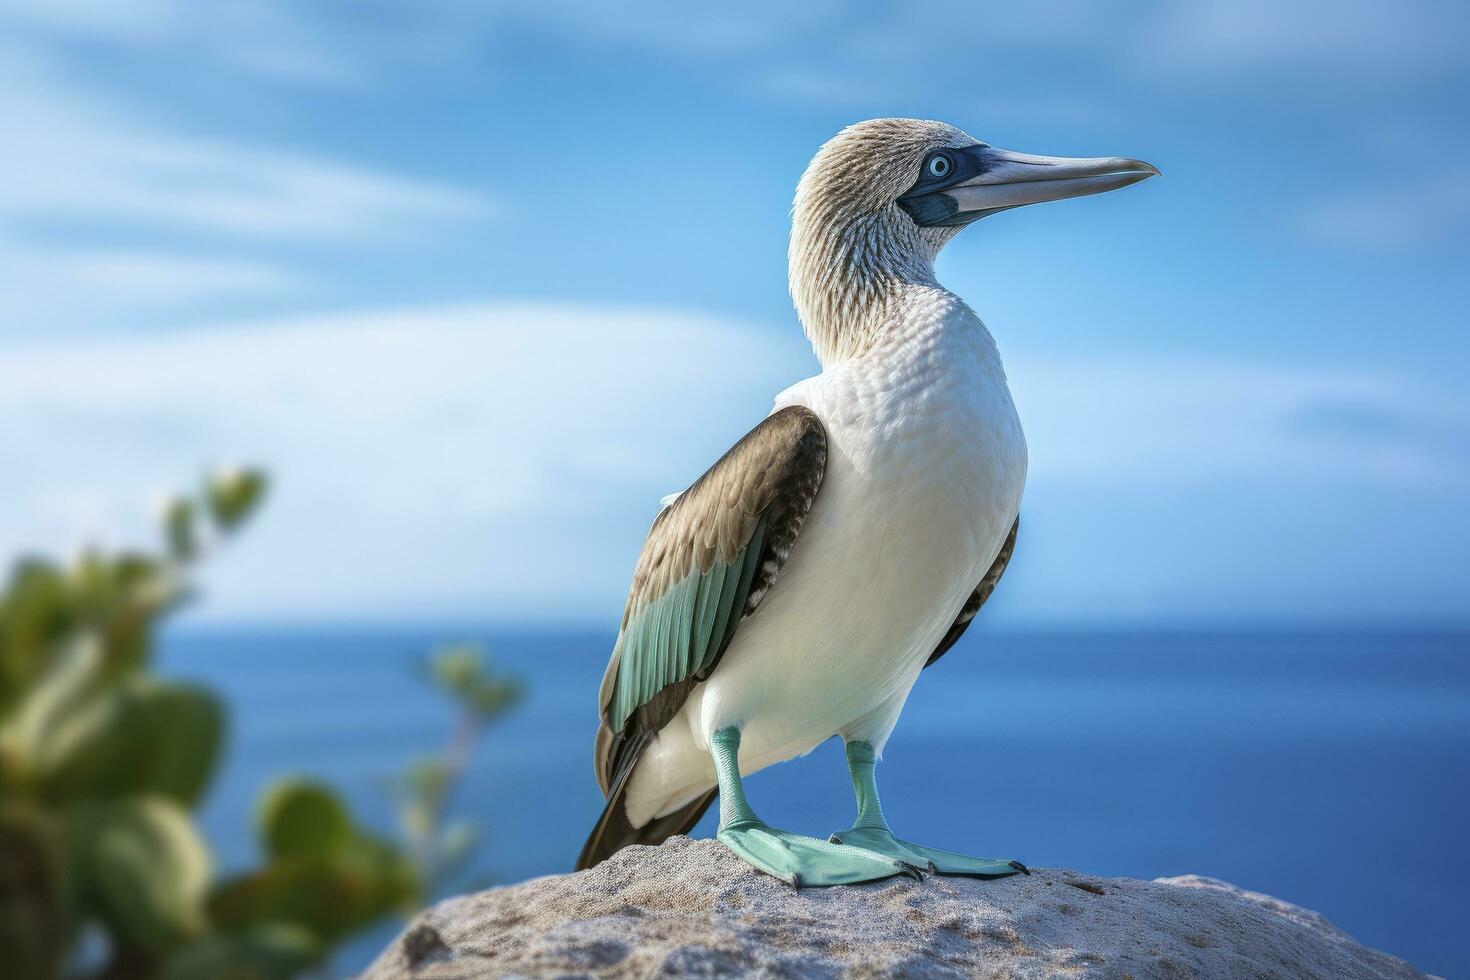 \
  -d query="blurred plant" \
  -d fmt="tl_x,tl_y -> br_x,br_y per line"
0,469 -> 421,980
394,645 -> 521,903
